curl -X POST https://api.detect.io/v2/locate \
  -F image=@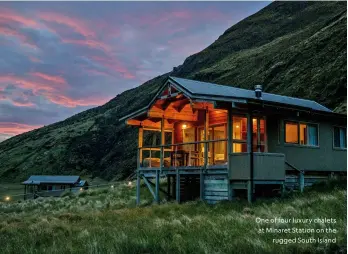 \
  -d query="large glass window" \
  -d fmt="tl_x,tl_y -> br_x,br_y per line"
233,117 -> 247,140
253,118 -> 266,152
198,125 -> 227,165
213,125 -> 226,162
285,121 -> 318,146
232,116 -> 265,152
333,127 -> 347,149
233,116 -> 247,152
